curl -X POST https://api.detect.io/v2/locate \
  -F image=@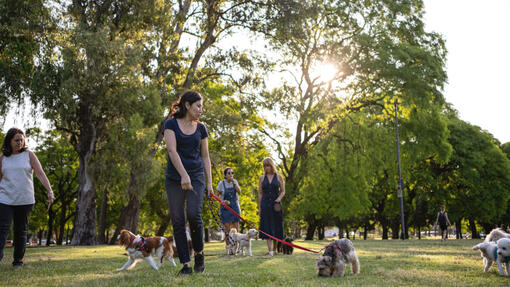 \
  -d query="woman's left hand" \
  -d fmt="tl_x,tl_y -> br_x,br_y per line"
47,191 -> 54,210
